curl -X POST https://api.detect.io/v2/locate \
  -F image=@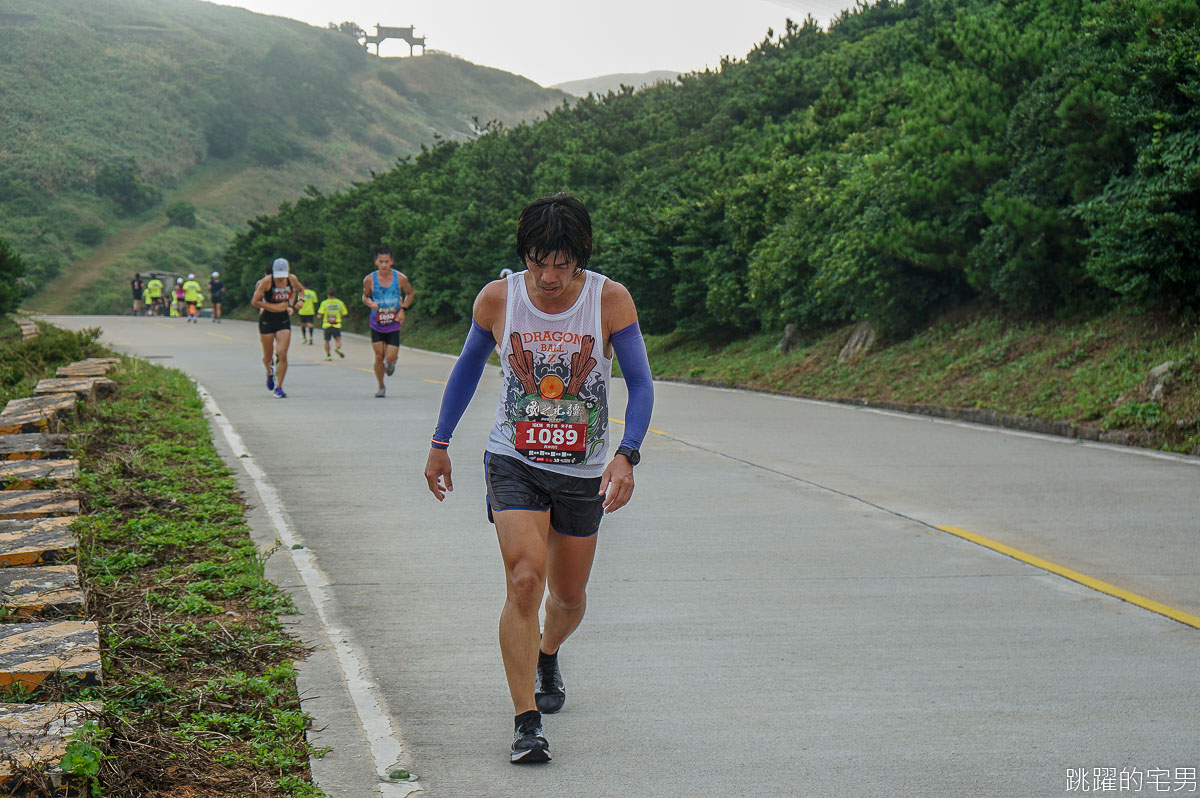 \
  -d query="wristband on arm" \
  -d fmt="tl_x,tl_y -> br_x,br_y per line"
430,320 -> 496,449
610,321 -> 654,451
